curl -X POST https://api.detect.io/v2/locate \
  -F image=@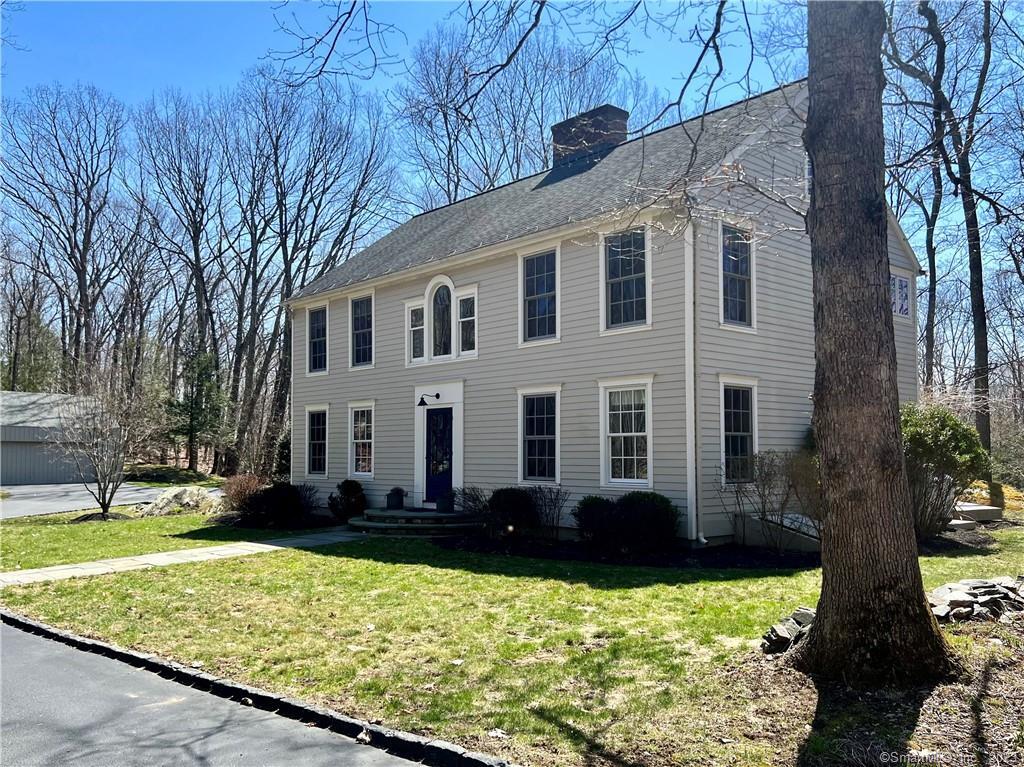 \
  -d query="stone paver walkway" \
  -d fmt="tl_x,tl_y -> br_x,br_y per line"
0,528 -> 361,588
